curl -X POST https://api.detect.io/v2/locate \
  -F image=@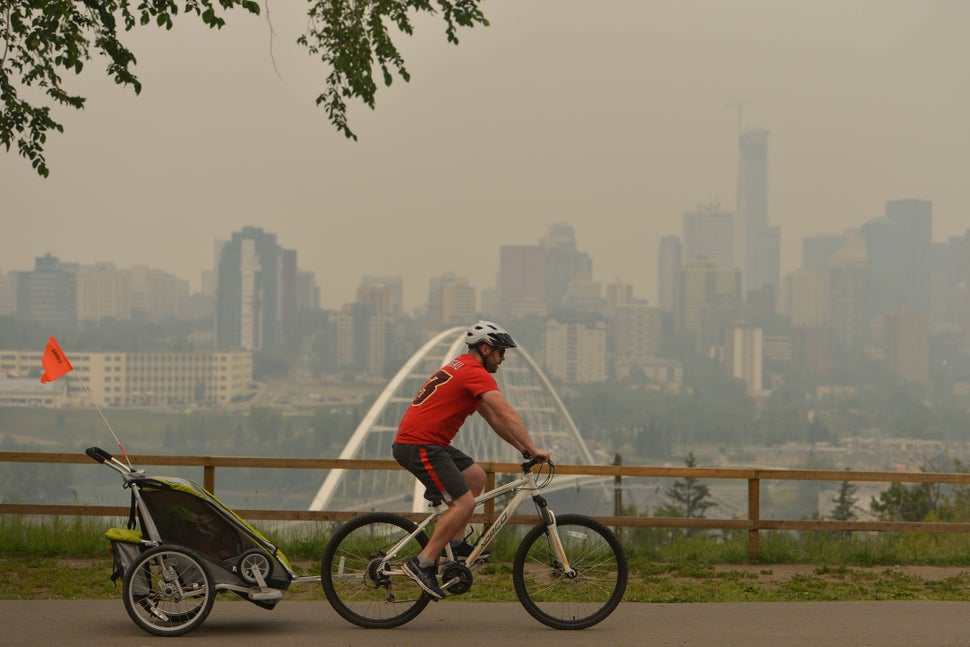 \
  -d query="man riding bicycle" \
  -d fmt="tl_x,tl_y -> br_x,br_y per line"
392,321 -> 551,599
